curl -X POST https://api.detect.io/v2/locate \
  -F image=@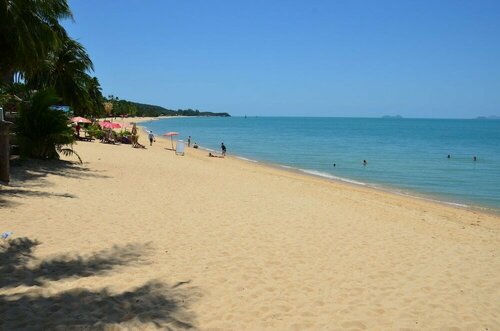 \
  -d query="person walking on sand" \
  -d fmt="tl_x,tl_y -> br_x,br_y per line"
187,136 -> 191,147
148,130 -> 155,146
221,142 -> 227,156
